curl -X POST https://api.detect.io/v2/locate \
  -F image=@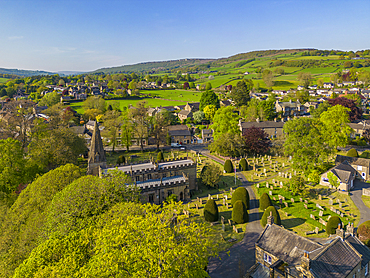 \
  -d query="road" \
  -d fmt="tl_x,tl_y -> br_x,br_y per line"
351,180 -> 370,226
